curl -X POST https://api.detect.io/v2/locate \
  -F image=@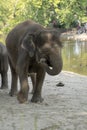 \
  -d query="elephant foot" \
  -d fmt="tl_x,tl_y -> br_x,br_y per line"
9,90 -> 17,96
30,89 -> 34,94
17,91 -> 28,103
31,94 -> 44,103
1,85 -> 8,89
